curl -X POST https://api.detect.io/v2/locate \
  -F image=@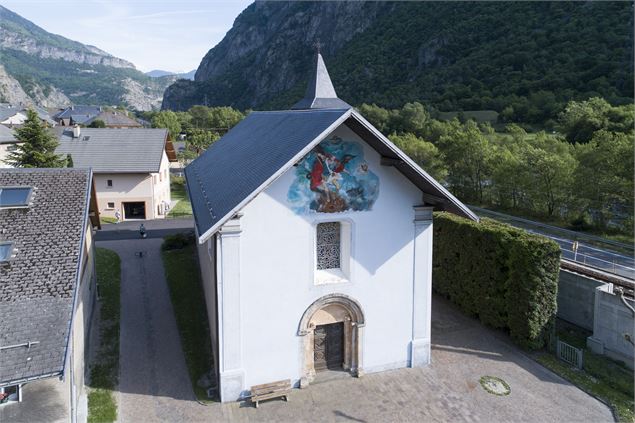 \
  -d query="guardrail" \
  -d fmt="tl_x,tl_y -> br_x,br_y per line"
469,206 -> 635,280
